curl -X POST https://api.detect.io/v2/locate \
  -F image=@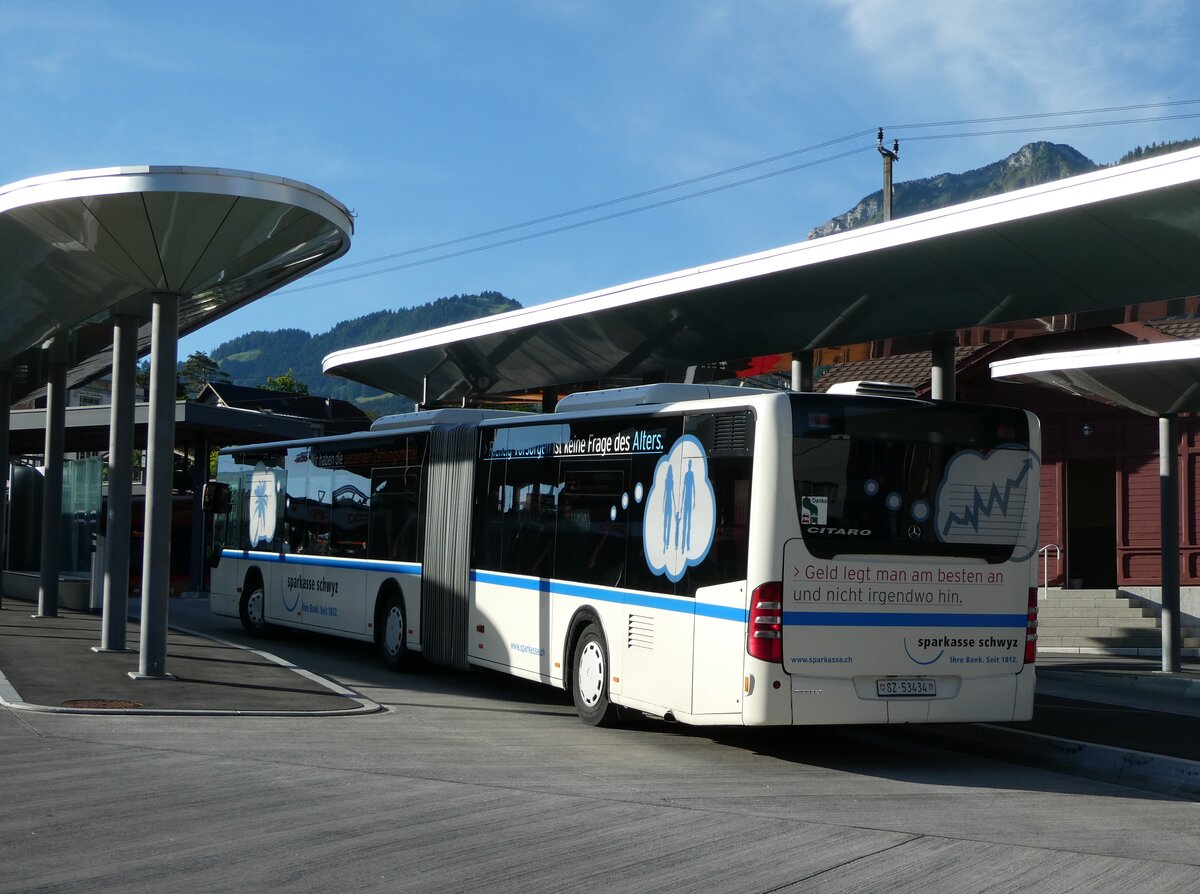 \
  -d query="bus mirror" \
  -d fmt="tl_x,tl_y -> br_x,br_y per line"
203,481 -> 232,514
